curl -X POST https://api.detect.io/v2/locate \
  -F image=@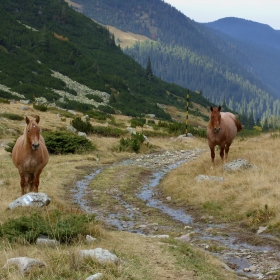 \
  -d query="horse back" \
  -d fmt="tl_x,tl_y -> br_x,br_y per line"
221,112 -> 241,139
